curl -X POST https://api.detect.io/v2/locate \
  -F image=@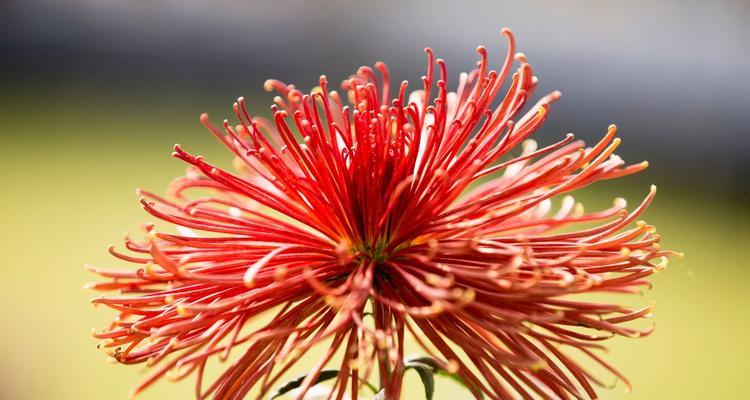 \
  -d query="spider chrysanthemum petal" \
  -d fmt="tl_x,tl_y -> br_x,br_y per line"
88,29 -> 675,400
